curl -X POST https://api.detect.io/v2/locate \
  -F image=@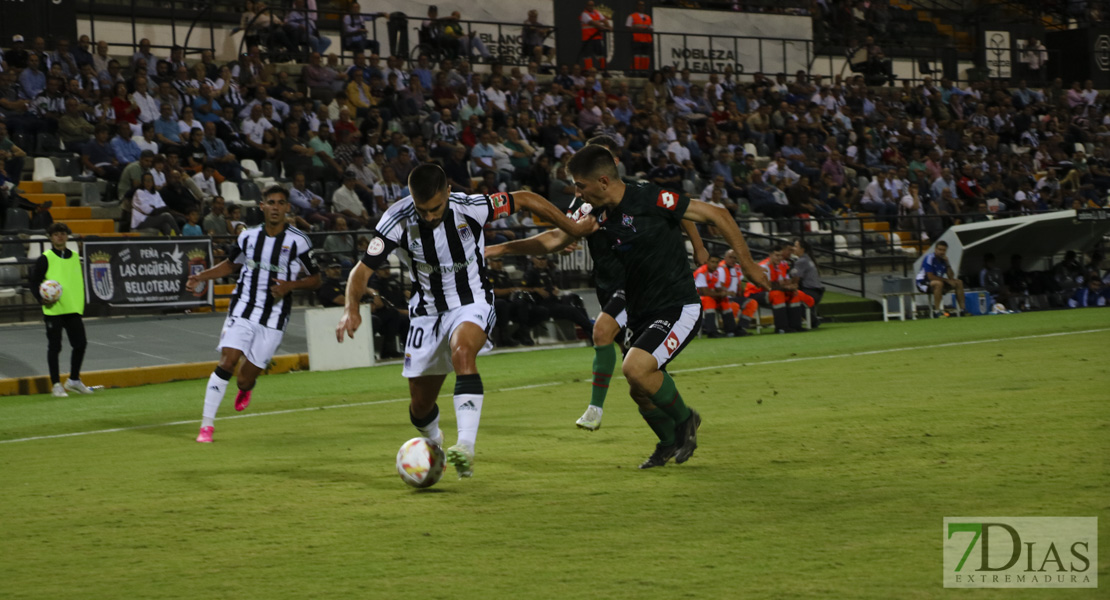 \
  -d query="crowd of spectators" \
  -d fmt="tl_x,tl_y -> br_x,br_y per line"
1,6 -> 1109,268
